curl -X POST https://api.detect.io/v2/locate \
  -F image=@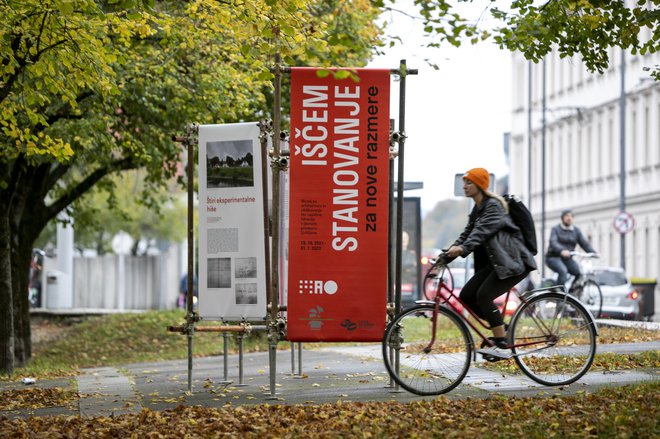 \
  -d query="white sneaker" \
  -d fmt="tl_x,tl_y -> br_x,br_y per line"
476,345 -> 512,359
